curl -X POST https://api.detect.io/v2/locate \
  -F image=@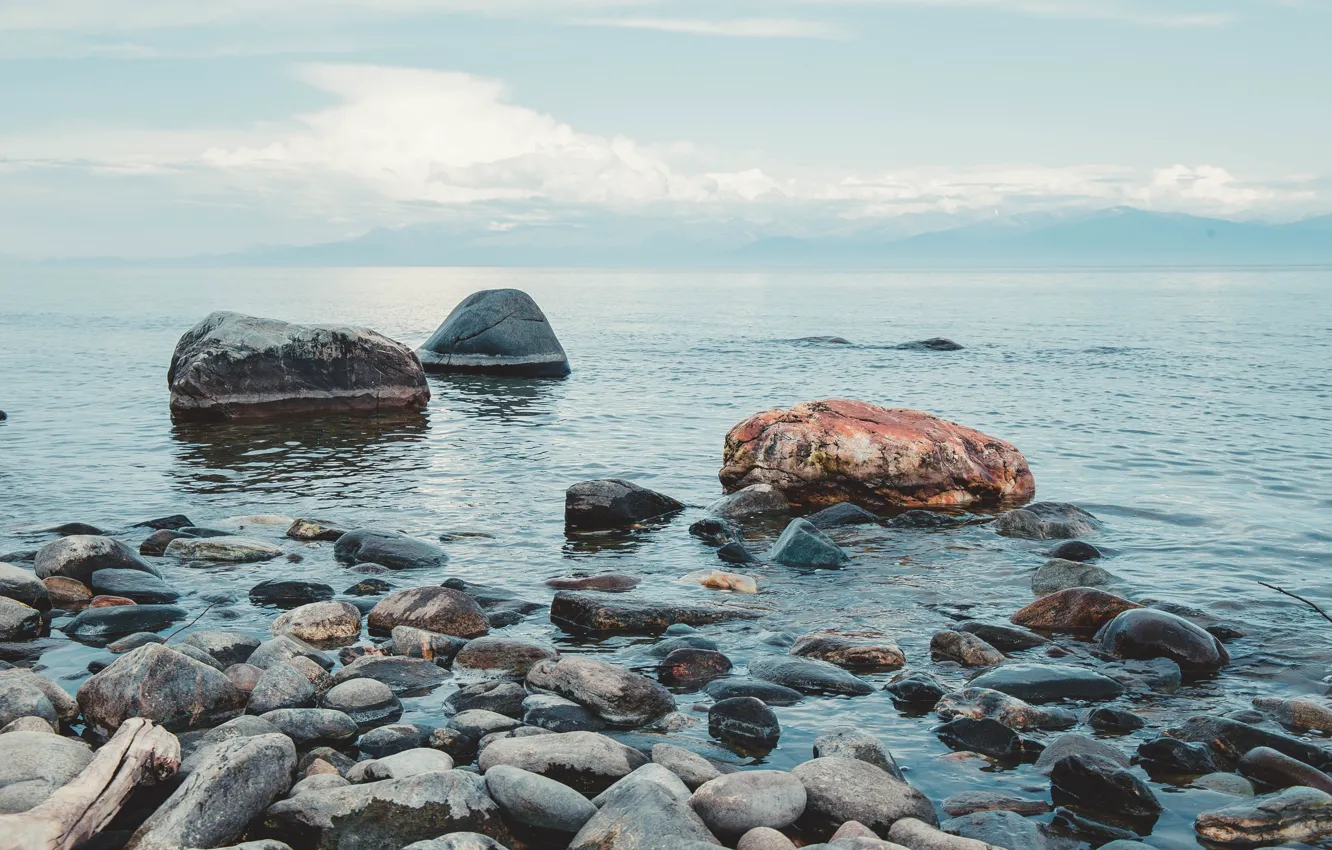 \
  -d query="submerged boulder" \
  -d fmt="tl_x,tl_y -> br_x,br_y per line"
719,399 -> 1034,511
1095,608 -> 1229,676
168,310 -> 429,420
333,529 -> 448,570
550,591 -> 761,634
994,502 -> 1099,540
417,288 -> 570,377
565,479 -> 684,530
